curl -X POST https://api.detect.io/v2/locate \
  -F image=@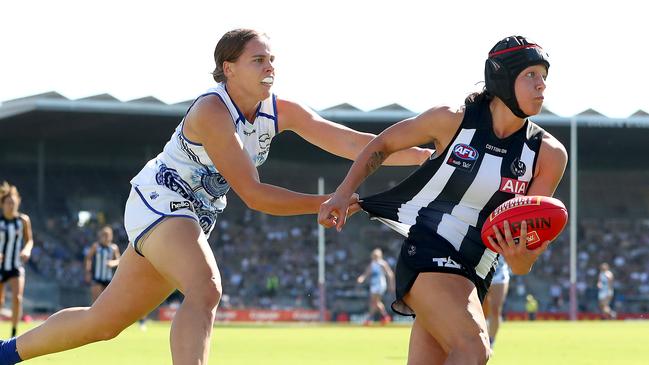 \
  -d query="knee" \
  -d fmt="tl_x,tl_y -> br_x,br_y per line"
451,334 -> 491,364
85,308 -> 128,342
185,278 -> 222,311
13,294 -> 23,304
